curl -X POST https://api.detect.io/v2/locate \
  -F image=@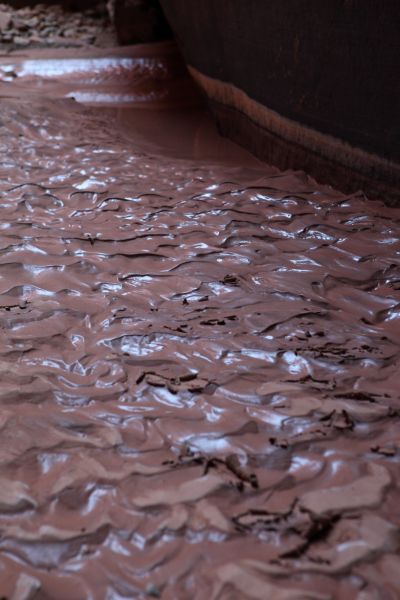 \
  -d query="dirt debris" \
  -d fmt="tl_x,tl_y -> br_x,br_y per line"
0,2 -> 116,49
